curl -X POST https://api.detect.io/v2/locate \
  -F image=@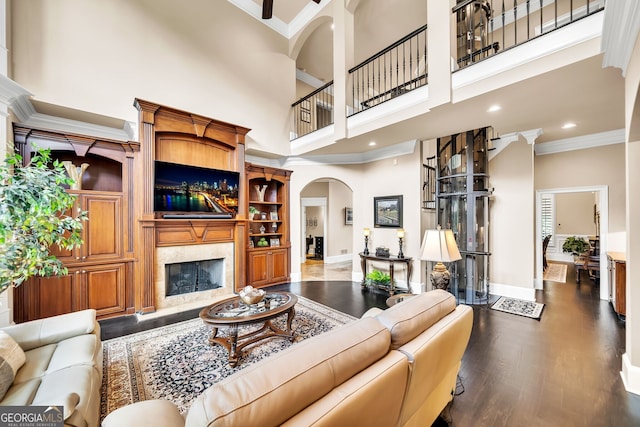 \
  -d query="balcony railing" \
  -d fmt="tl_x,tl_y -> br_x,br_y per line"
291,81 -> 334,140
348,24 -> 428,116
454,0 -> 605,69
290,2 -> 603,139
